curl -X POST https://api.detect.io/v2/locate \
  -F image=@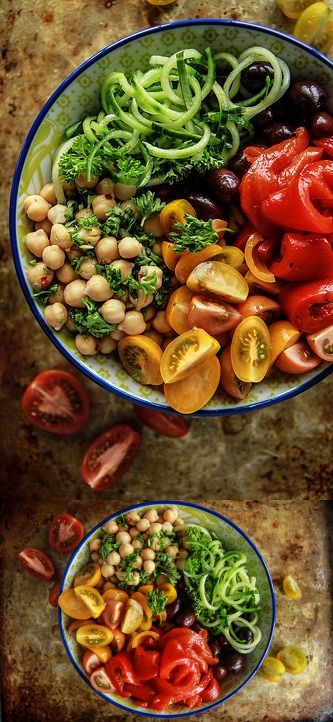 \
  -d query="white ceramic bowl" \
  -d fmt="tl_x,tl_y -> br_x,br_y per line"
10,19 -> 332,416
58,500 -> 276,717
